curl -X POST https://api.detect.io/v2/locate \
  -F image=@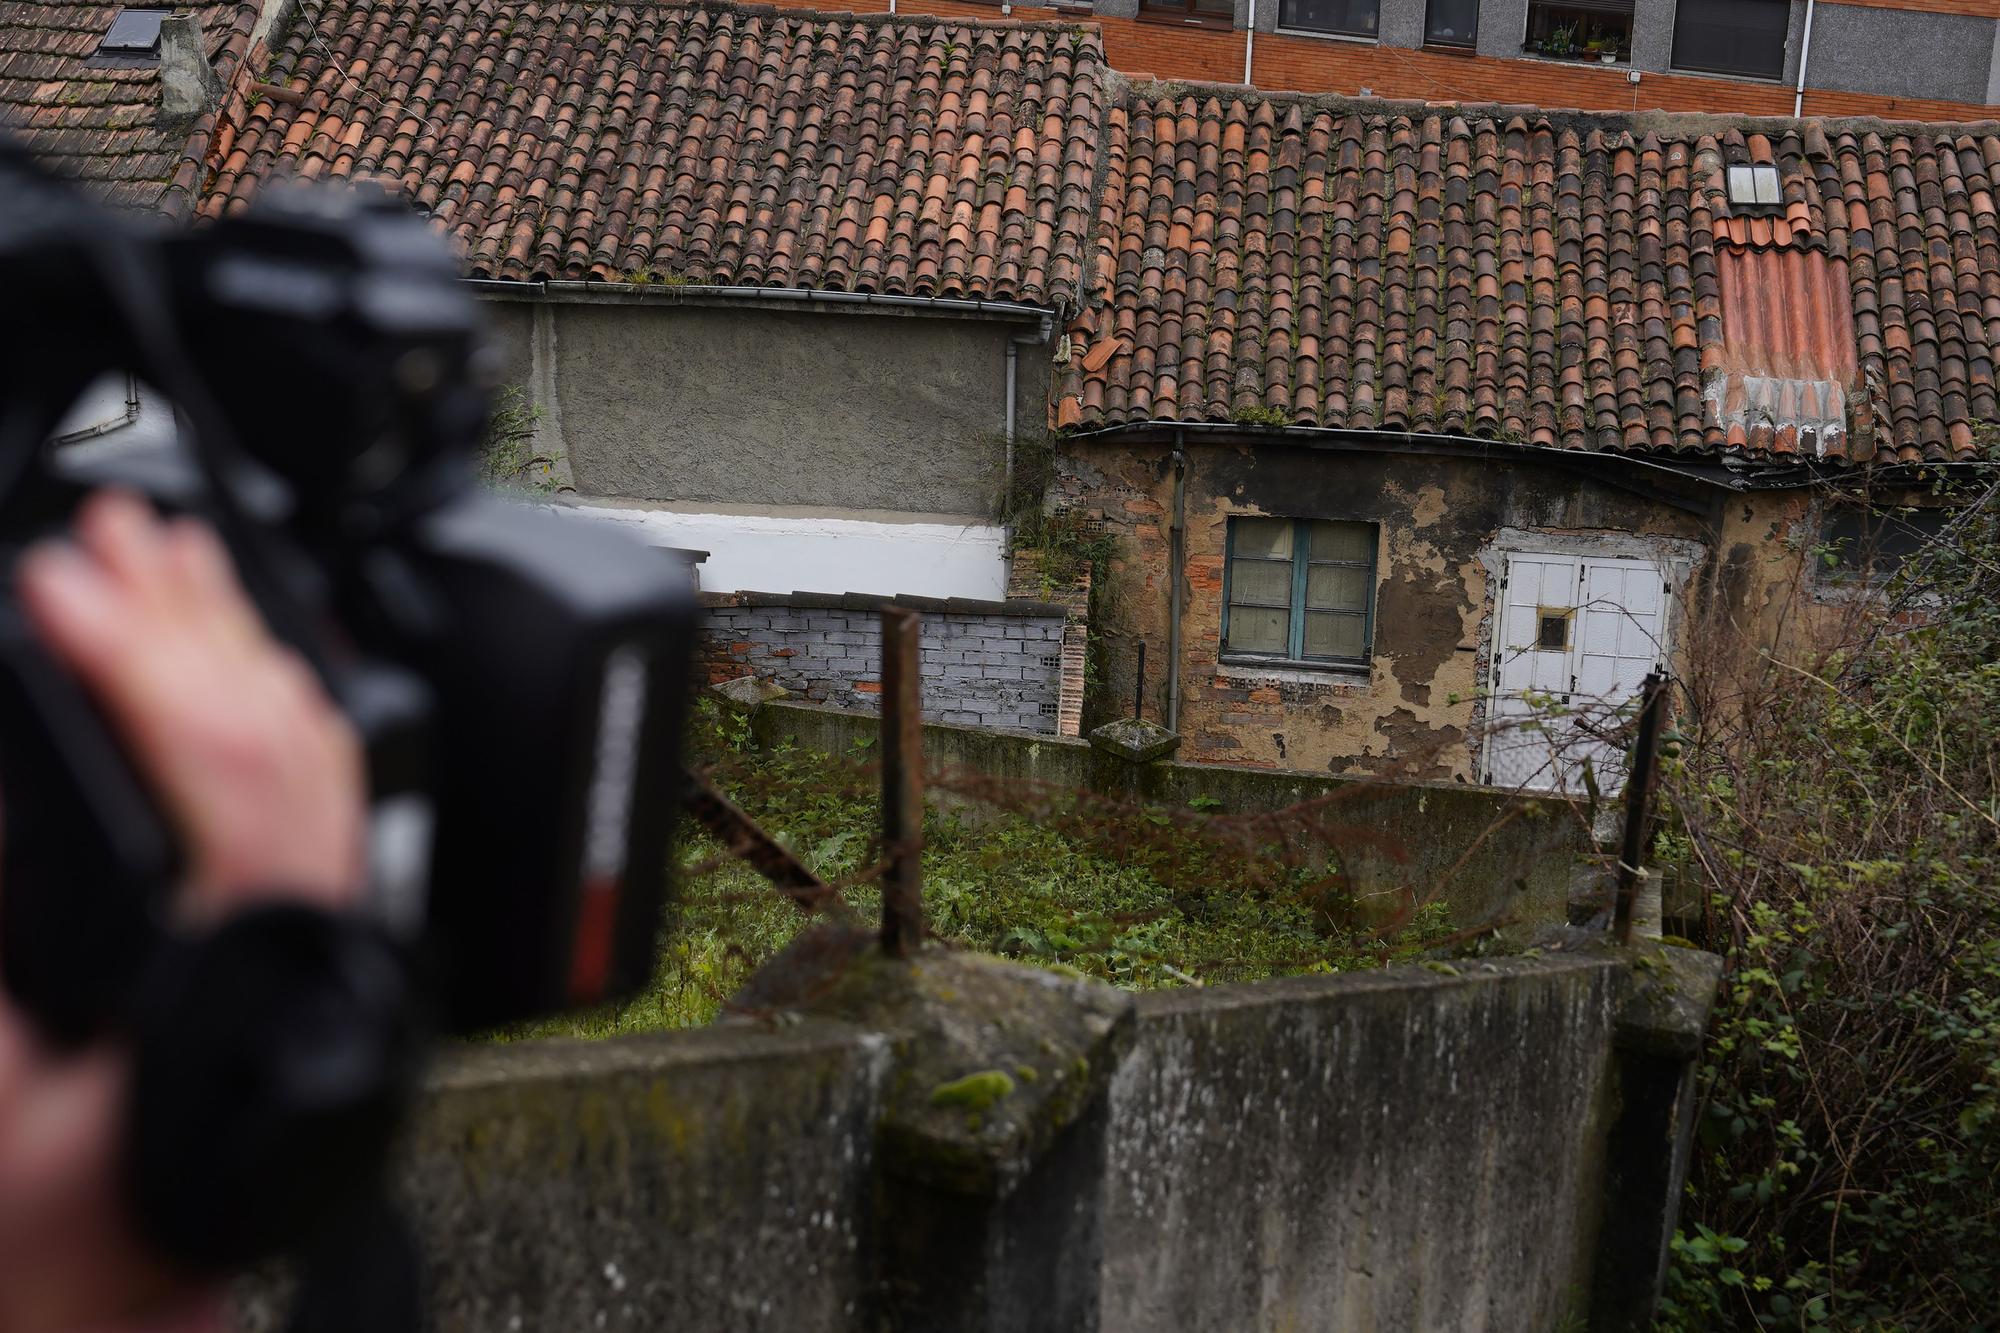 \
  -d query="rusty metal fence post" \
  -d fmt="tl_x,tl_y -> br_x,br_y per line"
879,606 -> 926,958
1612,672 -> 1668,946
